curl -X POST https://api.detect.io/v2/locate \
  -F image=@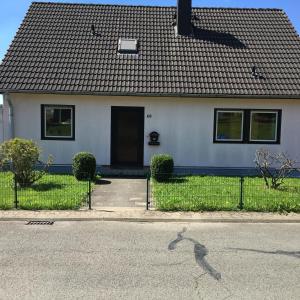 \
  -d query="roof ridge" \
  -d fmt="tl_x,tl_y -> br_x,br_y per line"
31,2 -> 284,11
